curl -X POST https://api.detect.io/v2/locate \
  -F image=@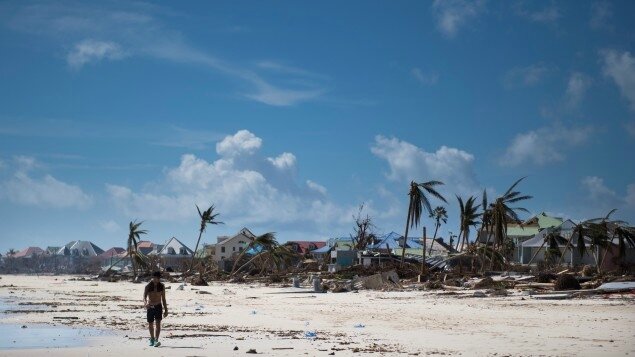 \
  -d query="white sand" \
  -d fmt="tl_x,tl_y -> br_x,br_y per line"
1,274 -> 634,356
